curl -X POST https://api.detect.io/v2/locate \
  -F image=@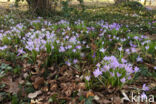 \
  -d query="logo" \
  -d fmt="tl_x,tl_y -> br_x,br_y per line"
121,91 -> 155,103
